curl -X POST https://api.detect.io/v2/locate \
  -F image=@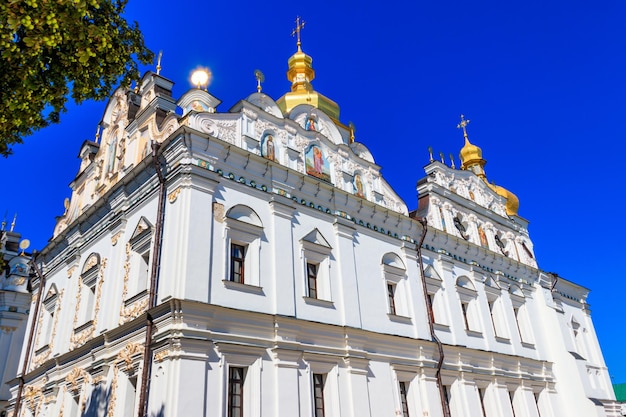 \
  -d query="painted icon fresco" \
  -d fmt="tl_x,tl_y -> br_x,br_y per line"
305,114 -> 317,131
353,173 -> 366,198
261,133 -> 276,161
305,144 -> 331,182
